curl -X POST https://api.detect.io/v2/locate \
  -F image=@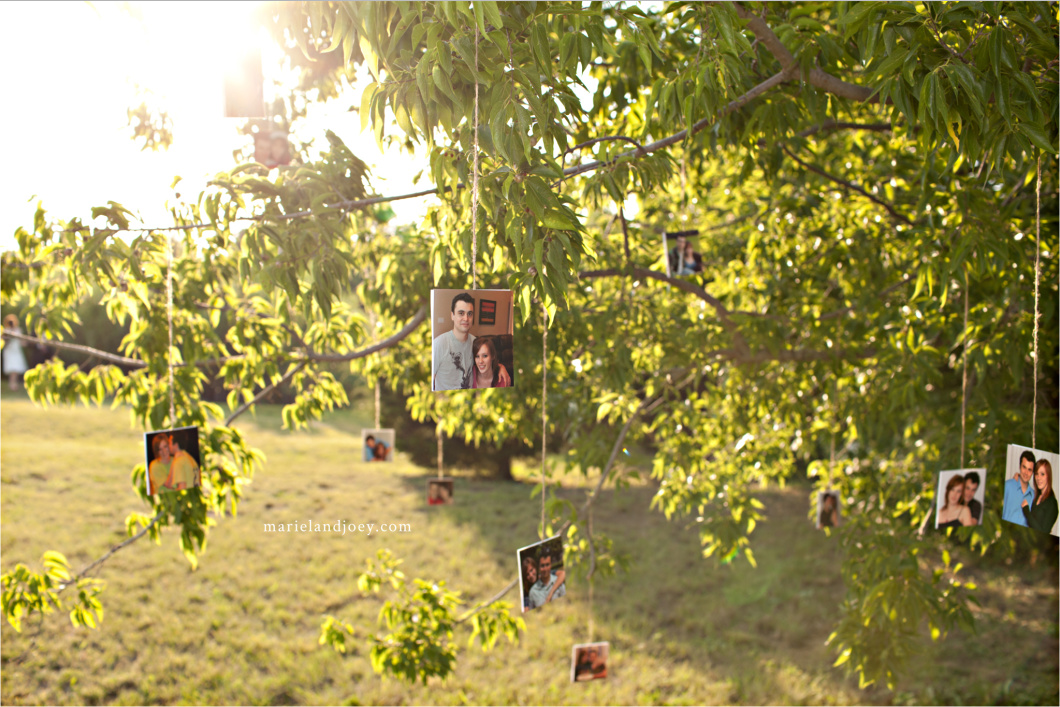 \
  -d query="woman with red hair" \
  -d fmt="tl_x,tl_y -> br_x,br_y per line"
936,473 -> 974,529
1022,459 -> 1058,535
